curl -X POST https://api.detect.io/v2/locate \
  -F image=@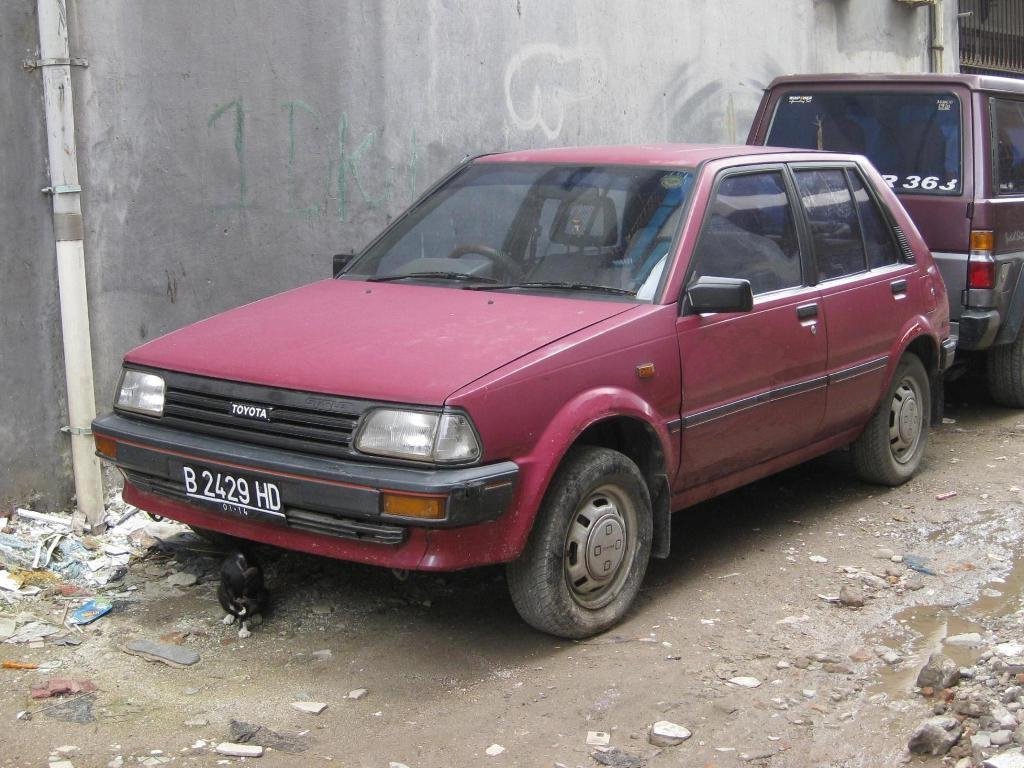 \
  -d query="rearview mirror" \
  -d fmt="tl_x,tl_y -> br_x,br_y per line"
685,276 -> 753,314
332,252 -> 354,276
